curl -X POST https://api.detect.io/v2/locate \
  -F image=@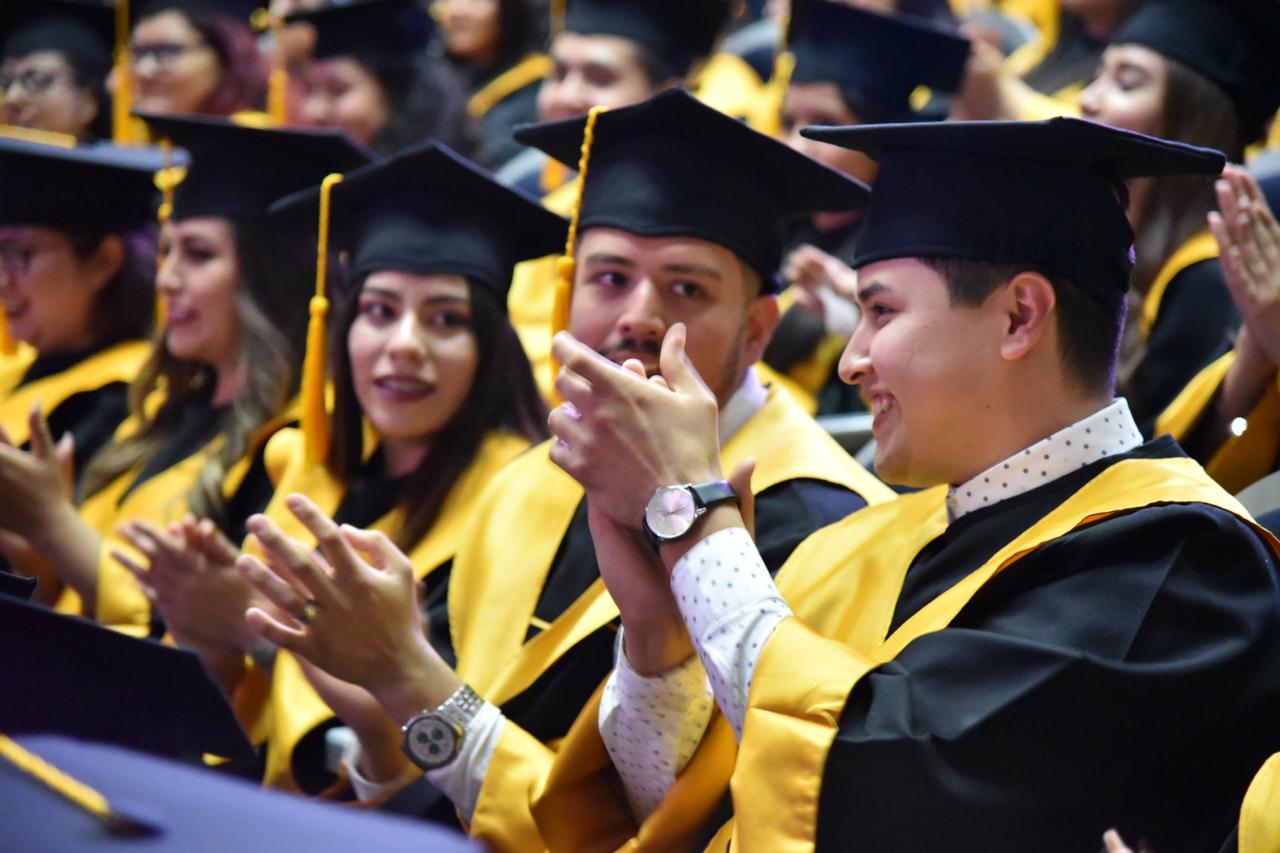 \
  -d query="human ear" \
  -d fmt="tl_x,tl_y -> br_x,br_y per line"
741,293 -> 781,369
999,271 -> 1055,363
